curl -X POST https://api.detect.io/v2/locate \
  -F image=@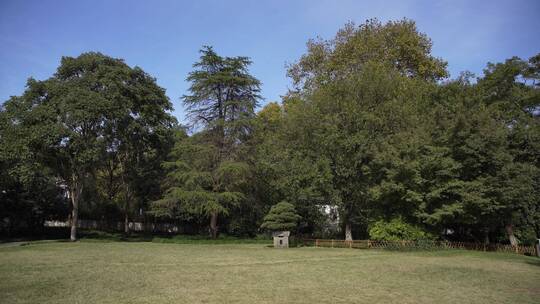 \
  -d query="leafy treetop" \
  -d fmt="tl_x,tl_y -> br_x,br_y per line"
260,201 -> 301,231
